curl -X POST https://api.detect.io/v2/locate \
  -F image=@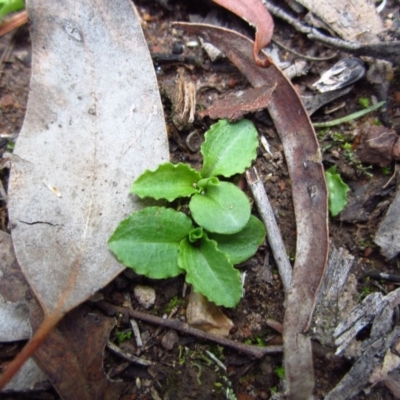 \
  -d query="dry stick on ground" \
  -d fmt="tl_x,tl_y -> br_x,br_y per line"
263,0 -> 400,65
106,341 -> 154,367
96,301 -> 282,359
246,167 -> 292,293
